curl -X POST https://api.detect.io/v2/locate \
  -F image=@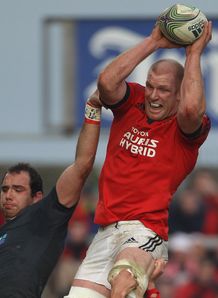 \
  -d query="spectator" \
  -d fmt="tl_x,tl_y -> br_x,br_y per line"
169,189 -> 206,234
191,170 -> 218,235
